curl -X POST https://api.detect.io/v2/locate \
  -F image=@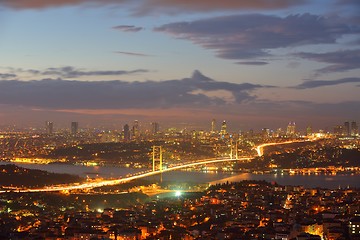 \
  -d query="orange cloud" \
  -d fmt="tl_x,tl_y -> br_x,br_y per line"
0,0 -> 305,11
54,108 -> 215,119
138,0 -> 306,13
0,0 -> 125,9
